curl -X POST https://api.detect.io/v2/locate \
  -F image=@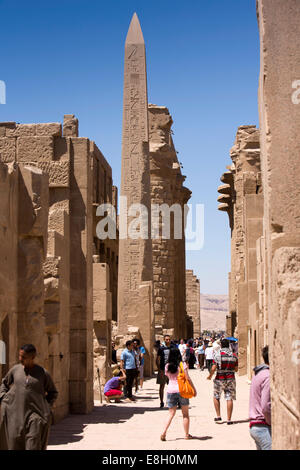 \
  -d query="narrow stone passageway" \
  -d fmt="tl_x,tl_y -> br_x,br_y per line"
48,369 -> 256,450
